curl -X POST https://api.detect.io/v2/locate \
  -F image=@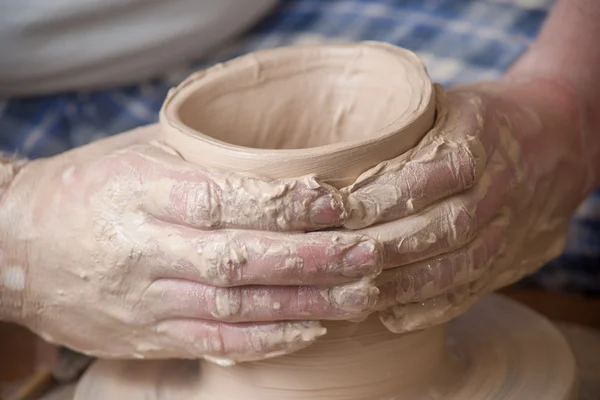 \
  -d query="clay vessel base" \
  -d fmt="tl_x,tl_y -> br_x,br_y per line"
73,295 -> 578,399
